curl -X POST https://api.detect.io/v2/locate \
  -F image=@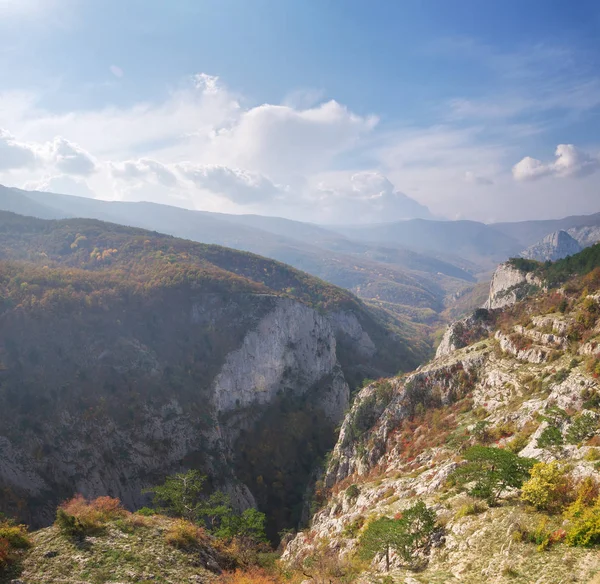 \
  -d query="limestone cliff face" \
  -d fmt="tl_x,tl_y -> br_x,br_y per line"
520,230 -> 582,262
484,262 -> 543,309
0,292 -> 352,526
213,299 -> 348,419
